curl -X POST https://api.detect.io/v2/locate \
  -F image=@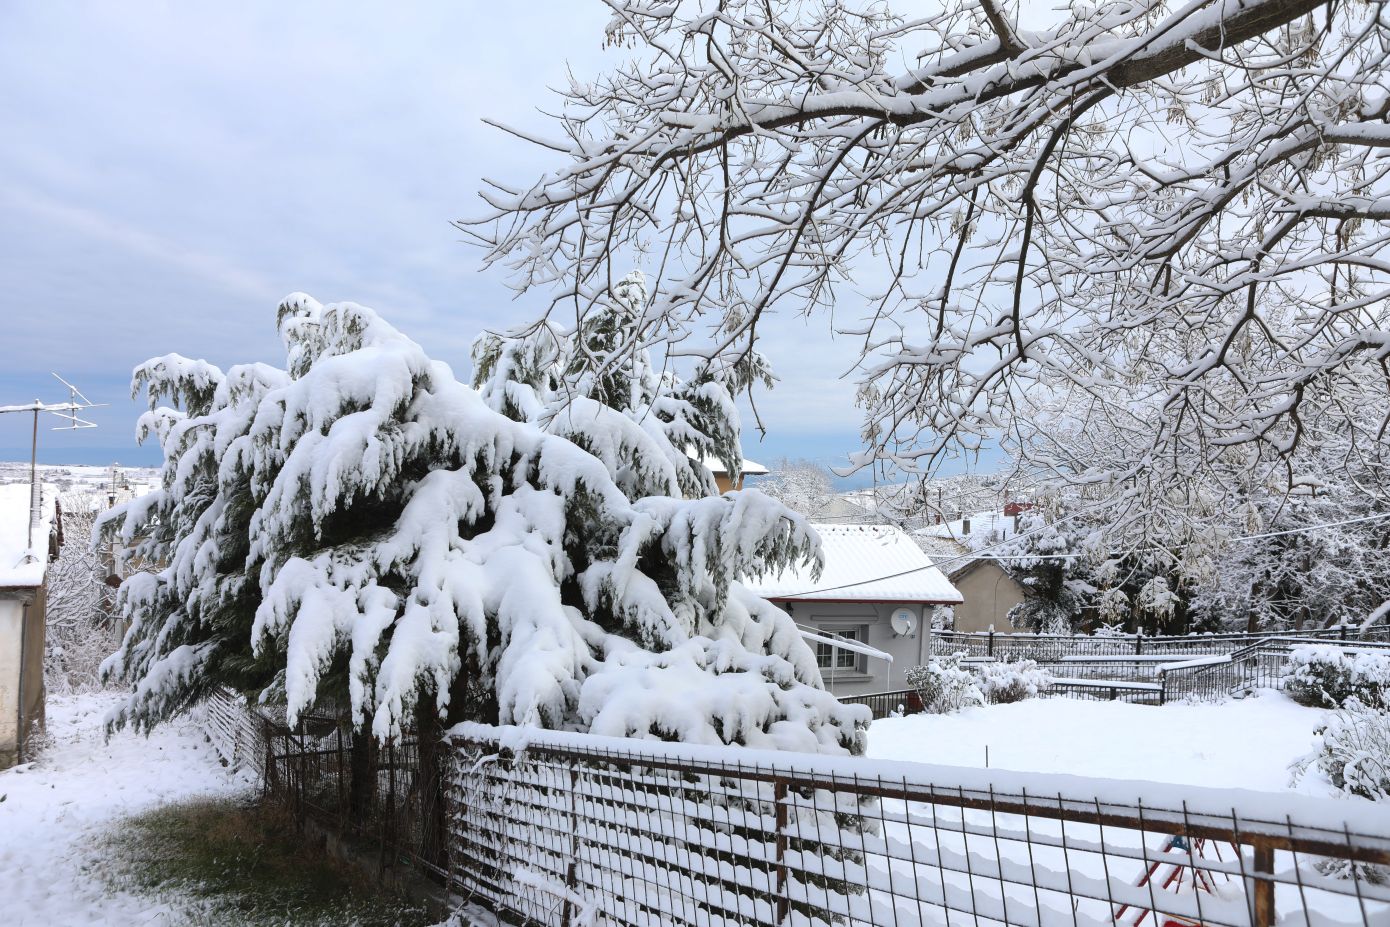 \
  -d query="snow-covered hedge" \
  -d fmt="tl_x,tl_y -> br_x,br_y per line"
973,659 -> 1054,705
1283,646 -> 1390,710
905,654 -> 983,714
